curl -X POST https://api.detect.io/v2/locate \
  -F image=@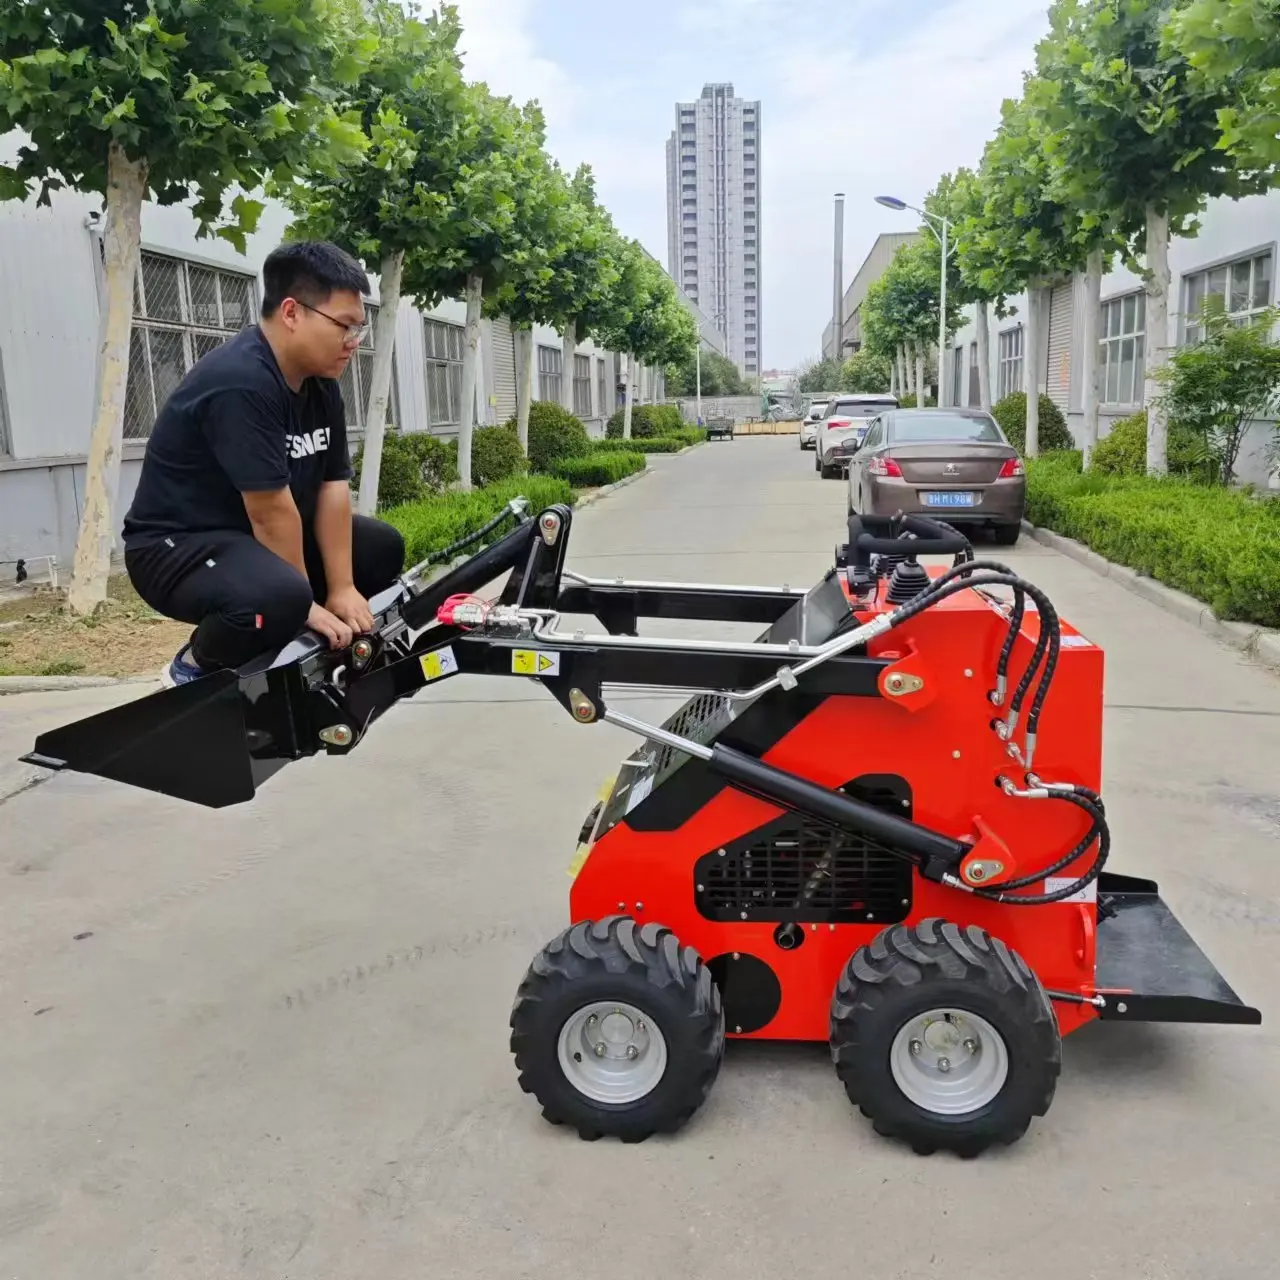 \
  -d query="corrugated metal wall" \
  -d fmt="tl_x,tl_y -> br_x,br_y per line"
1046,281 -> 1074,411
489,316 -> 517,421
